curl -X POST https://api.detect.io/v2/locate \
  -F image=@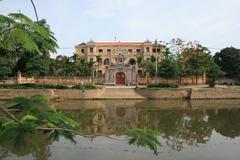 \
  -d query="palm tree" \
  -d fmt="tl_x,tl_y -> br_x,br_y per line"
30,0 -> 39,22
96,55 -> 102,75
89,55 -> 102,83
95,55 -> 102,64
70,53 -> 78,62
95,55 -> 102,77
